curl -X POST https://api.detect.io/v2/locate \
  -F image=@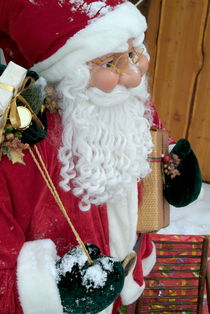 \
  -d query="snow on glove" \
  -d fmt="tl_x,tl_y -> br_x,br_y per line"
56,243 -> 125,314
163,138 -> 202,207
